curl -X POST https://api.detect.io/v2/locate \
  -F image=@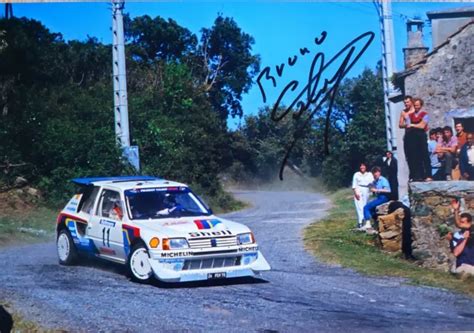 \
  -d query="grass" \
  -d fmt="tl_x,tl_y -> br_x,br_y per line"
304,188 -> 474,296
1,302 -> 43,331
0,207 -> 57,247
